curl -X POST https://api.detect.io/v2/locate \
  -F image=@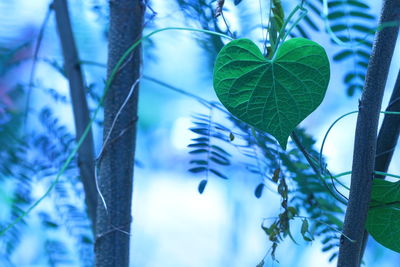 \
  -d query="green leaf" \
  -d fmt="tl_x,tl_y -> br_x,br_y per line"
210,168 -> 228,179
328,11 -> 346,20
272,0 -> 284,31
352,24 -> 373,34
210,151 -> 229,163
322,244 -> 334,252
188,167 -> 207,173
213,38 -> 330,149
366,180 -> 400,252
210,156 -> 230,165
234,0 -> 243,5
254,183 -> 264,198
198,179 -> 208,194
189,149 -> 208,154
321,236 -> 333,244
328,0 -> 369,9
350,11 -> 374,20
189,159 -> 208,165
303,16 -> 319,32
192,137 -> 209,142
81,235 -> 93,244
333,50 -> 353,61
188,143 -> 208,148
210,145 -> 230,156
229,132 -> 235,141
331,24 -> 348,32
370,179 -> 400,203
256,259 -> 265,267
328,252 -> 338,262
301,219 -> 309,235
